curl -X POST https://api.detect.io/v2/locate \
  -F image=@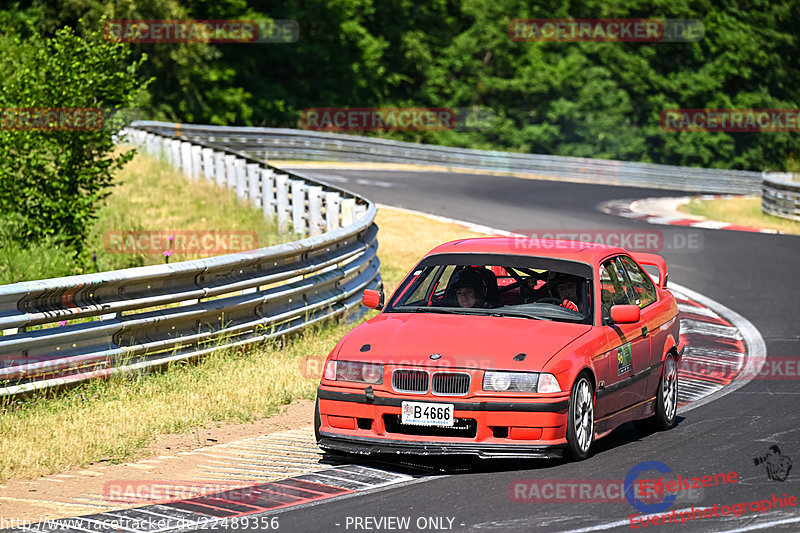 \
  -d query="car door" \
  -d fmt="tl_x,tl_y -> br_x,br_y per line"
597,256 -> 651,413
618,255 -> 666,397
